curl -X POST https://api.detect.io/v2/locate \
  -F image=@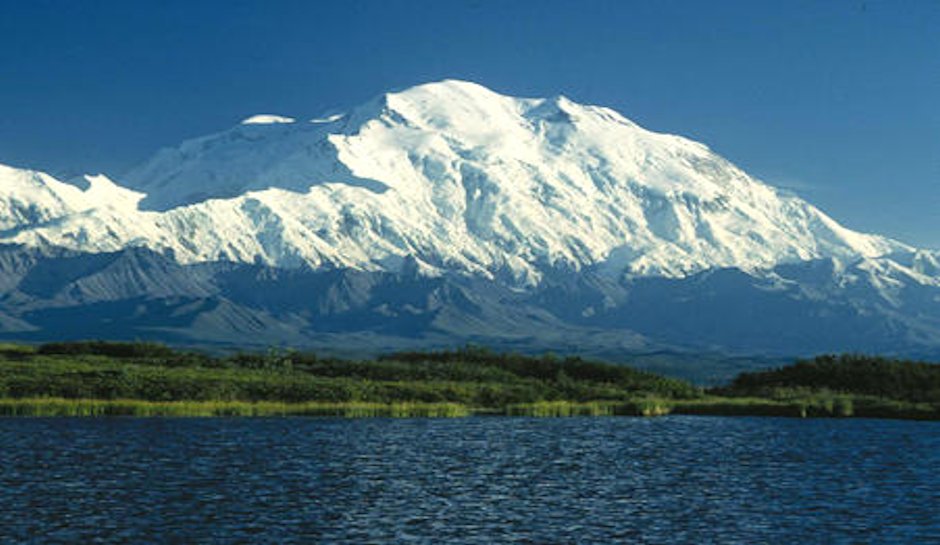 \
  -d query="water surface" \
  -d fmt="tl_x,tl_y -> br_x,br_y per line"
1,416 -> 938,543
